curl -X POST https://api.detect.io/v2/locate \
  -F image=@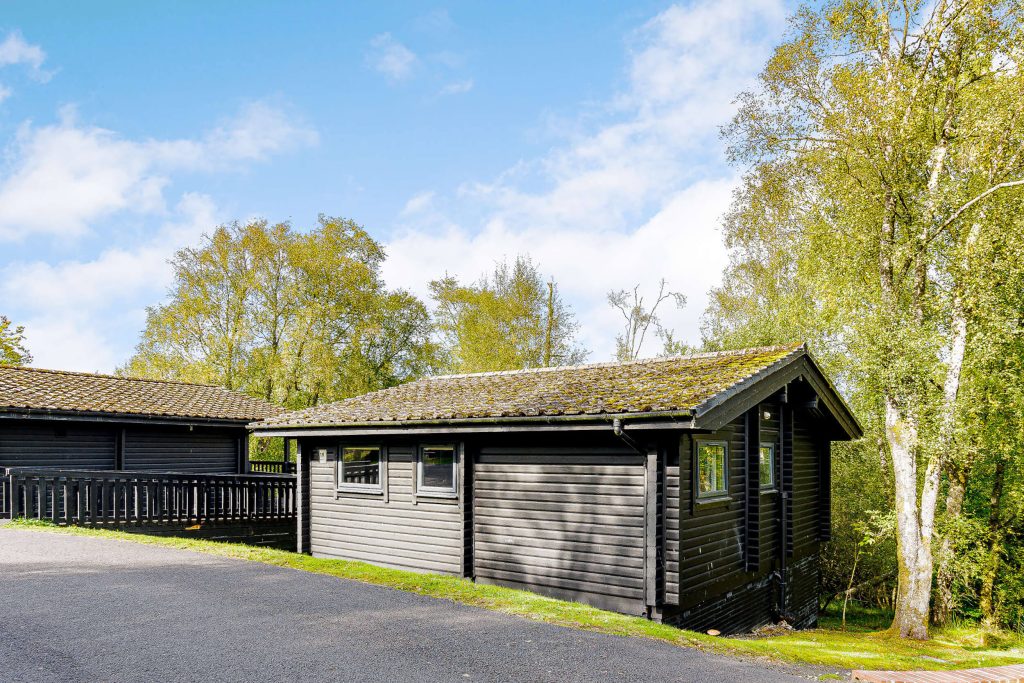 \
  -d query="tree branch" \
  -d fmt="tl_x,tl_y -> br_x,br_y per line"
934,179 -> 1024,237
